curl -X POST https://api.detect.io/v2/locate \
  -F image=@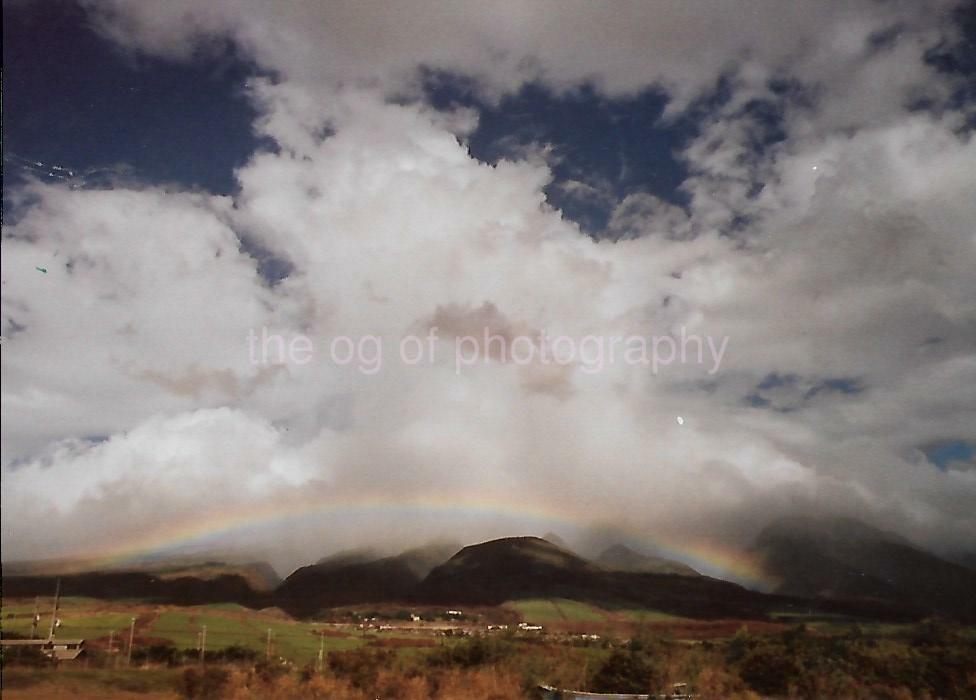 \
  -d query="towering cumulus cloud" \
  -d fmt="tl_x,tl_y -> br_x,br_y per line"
2,0 -> 974,578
